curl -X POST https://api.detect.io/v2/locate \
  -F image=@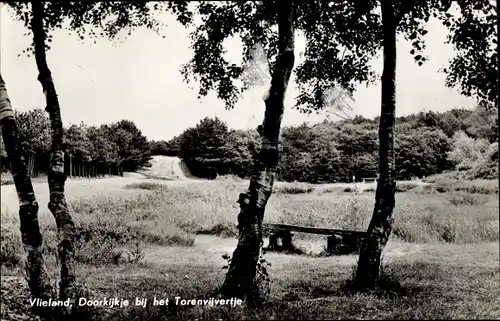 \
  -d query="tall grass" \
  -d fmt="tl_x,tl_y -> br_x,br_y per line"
90,178 -> 500,244
2,178 -> 498,269
419,177 -> 498,195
